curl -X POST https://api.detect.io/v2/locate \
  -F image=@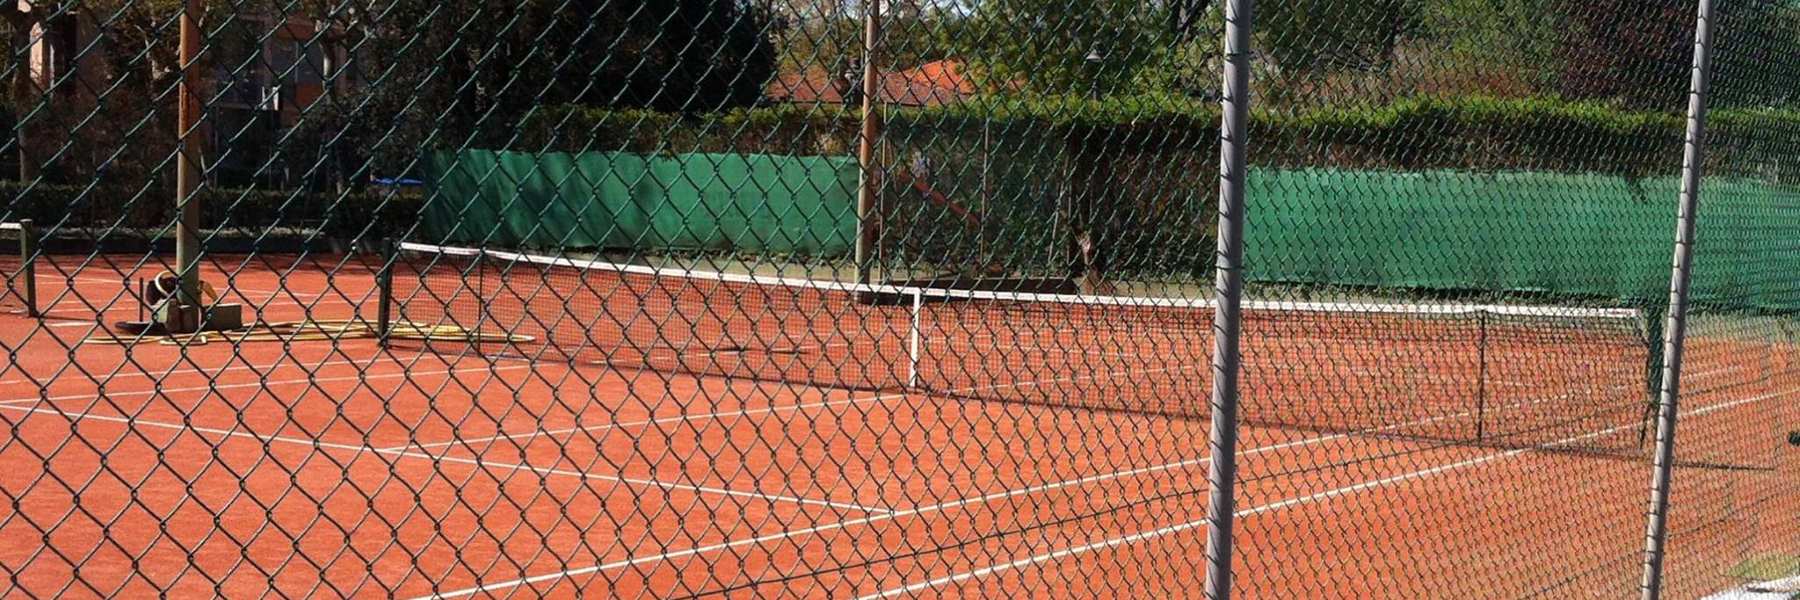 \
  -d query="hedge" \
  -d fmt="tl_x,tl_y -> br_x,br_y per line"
15,93 -> 1793,260
496,95 -> 1800,280
0,181 -> 424,244
514,95 -> 1800,181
